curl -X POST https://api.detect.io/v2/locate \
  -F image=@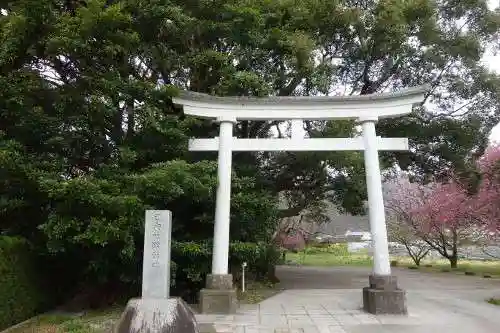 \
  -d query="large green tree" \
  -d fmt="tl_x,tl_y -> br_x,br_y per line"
0,0 -> 281,288
1,0 -> 500,291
